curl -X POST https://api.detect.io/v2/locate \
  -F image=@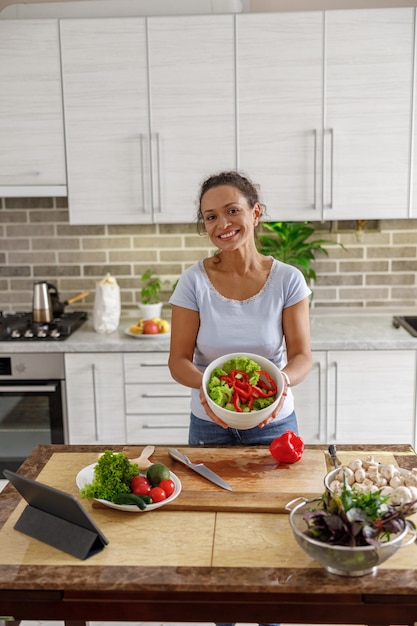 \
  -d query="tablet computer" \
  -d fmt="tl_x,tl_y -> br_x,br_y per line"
3,468 -> 108,559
